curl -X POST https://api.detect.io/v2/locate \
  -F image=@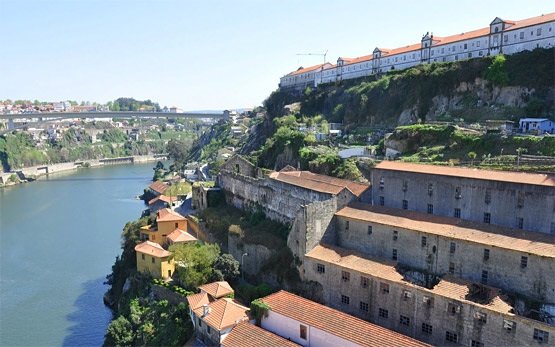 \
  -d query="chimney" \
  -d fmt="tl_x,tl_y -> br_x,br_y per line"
202,304 -> 210,316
